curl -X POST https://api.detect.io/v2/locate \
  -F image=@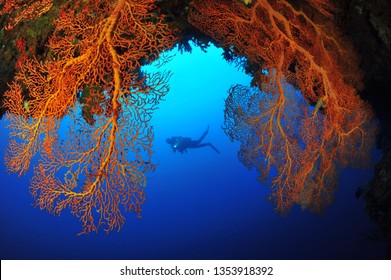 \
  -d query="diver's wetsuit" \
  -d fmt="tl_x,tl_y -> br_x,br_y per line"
166,126 -> 220,154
